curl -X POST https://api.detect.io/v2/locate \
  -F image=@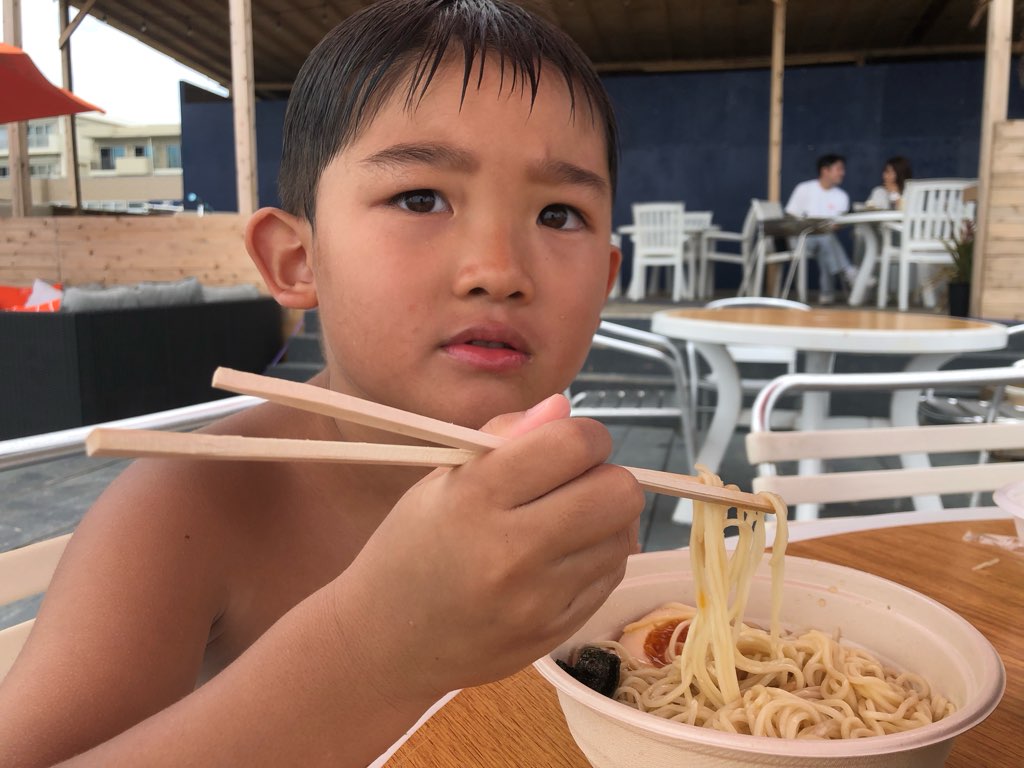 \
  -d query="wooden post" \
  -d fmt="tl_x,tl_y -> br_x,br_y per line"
229,0 -> 258,216
764,0 -> 786,295
58,0 -> 81,211
3,0 -> 32,217
767,0 -> 786,203
972,0 -> 1012,316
